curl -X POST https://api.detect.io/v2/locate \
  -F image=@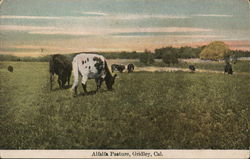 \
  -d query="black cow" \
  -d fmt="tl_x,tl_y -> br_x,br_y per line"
127,63 -> 135,73
189,65 -> 195,72
224,62 -> 233,75
7,65 -> 13,72
49,54 -> 72,90
111,64 -> 125,73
